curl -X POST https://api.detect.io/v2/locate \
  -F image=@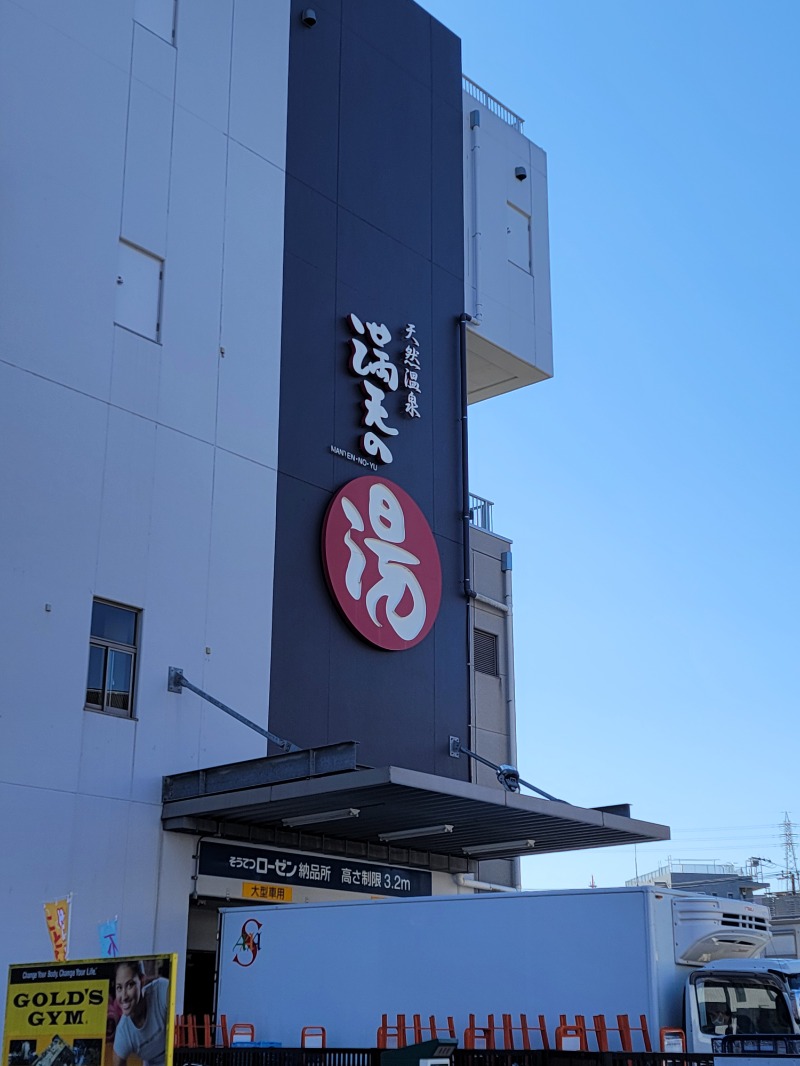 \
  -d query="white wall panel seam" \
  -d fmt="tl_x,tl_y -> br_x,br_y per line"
3,0 -> 135,78
201,2 -> 236,707
91,403 -> 114,598
0,357 -> 123,404
8,784 -> 161,808
212,443 -> 279,473
118,25 -> 137,236
161,17 -> 180,328
225,135 -> 289,173
149,804 -> 167,951
0,364 -> 247,461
